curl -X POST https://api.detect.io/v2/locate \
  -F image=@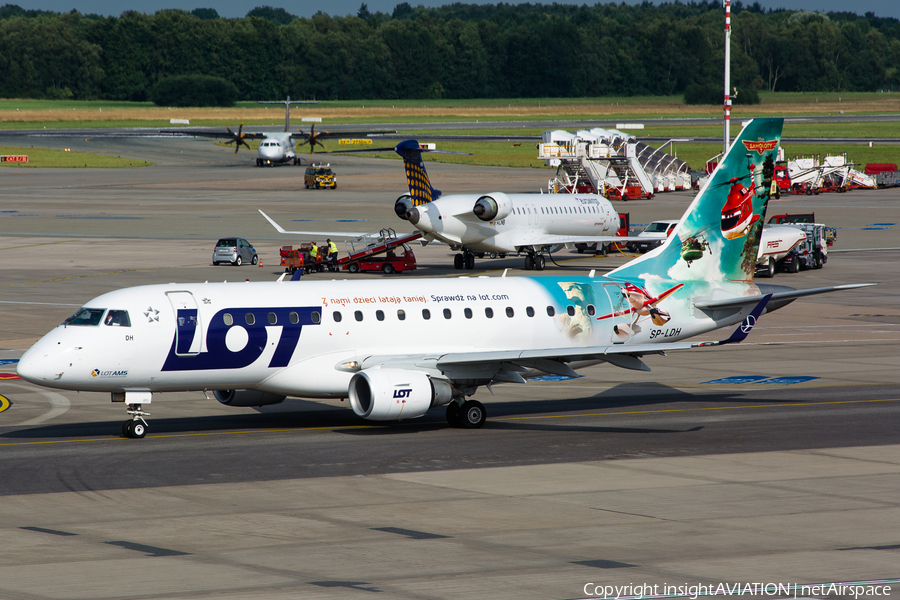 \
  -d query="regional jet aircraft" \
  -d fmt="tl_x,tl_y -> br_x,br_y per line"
18,118 -> 870,438
163,96 -> 393,166
287,139 -> 647,270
